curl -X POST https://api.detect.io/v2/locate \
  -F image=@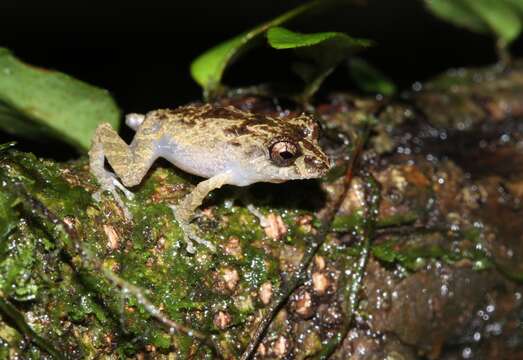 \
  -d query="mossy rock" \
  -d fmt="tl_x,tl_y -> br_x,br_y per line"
2,61 -> 523,358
